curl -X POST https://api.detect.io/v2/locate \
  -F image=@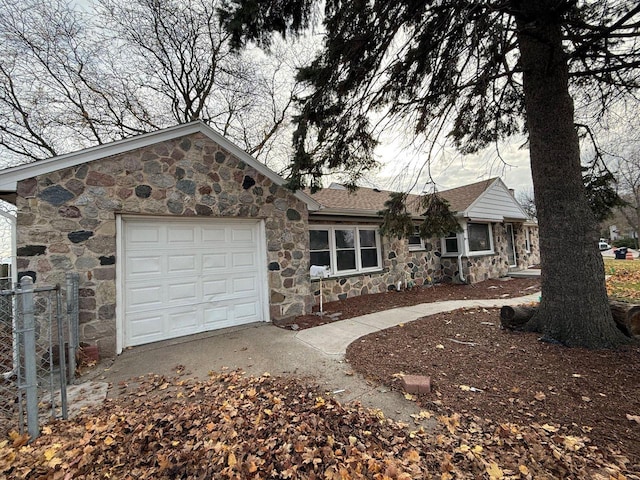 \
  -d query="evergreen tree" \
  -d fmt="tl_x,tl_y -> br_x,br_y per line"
220,0 -> 640,348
